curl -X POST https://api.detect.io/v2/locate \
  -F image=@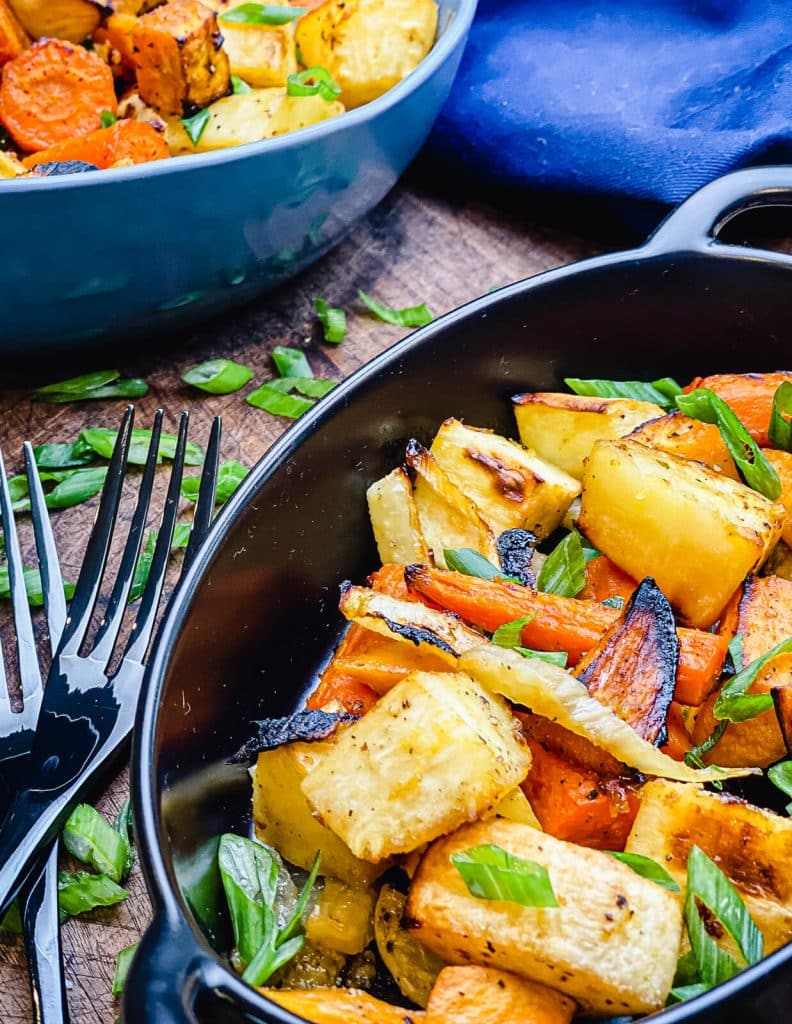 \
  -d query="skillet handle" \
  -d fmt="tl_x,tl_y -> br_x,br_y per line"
645,165 -> 792,259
